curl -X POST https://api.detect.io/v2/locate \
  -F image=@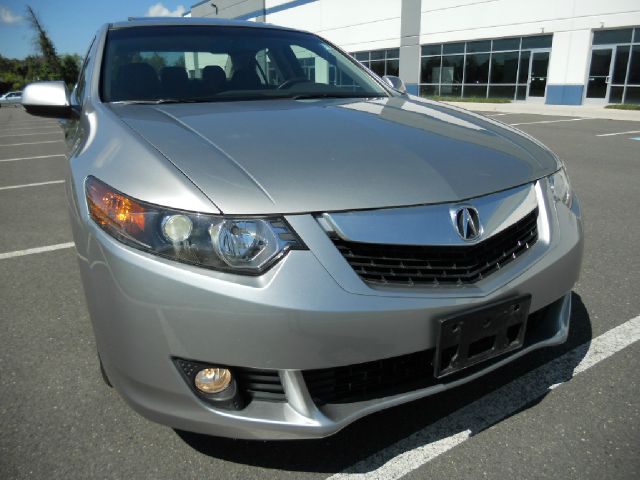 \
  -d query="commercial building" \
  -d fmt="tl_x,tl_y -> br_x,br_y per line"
187,0 -> 640,105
